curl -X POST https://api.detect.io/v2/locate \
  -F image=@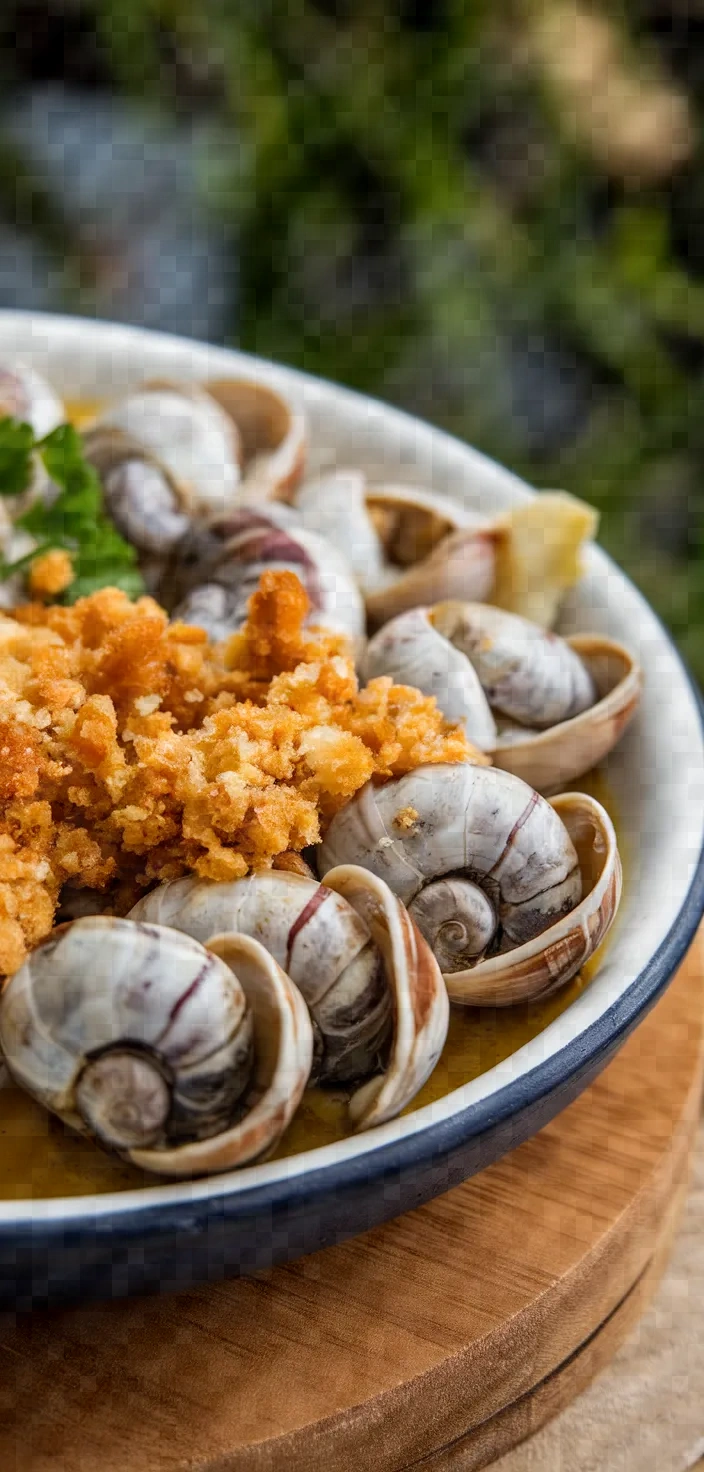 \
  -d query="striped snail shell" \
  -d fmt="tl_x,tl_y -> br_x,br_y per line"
0,918 -> 314,1178
129,864 -> 449,1130
317,764 -> 621,1006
